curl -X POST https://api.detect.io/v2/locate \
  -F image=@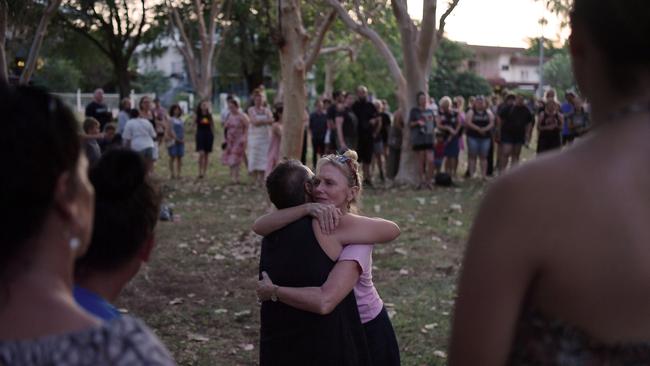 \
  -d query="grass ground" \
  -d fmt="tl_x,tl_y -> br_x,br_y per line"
118,122 -> 536,365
